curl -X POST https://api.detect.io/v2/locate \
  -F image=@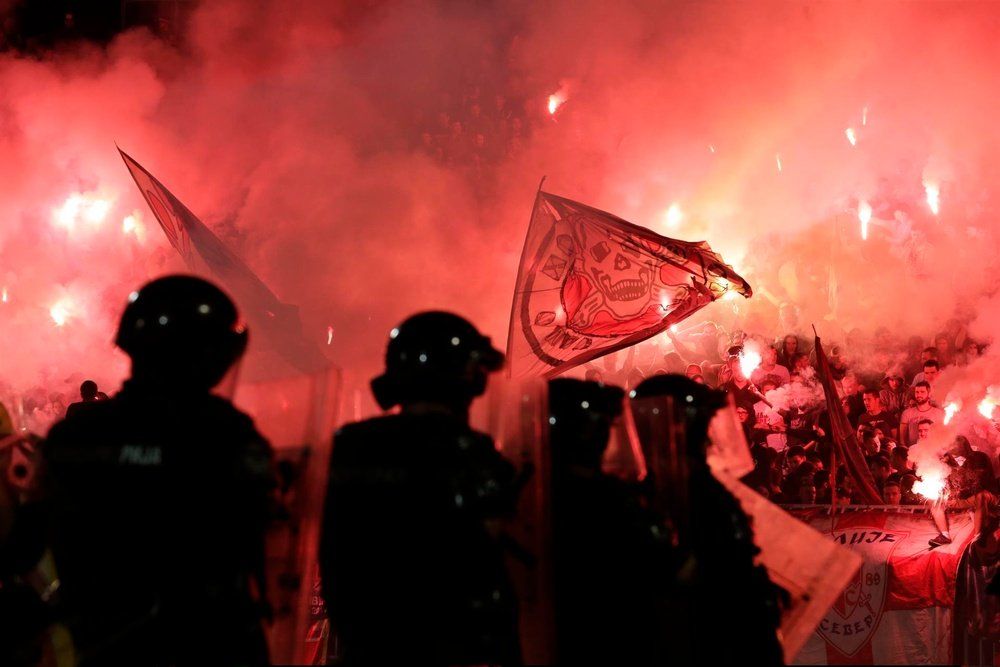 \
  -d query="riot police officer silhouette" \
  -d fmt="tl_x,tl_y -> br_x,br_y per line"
630,374 -> 785,666
321,311 -> 521,665
548,378 -> 672,664
42,276 -> 274,666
